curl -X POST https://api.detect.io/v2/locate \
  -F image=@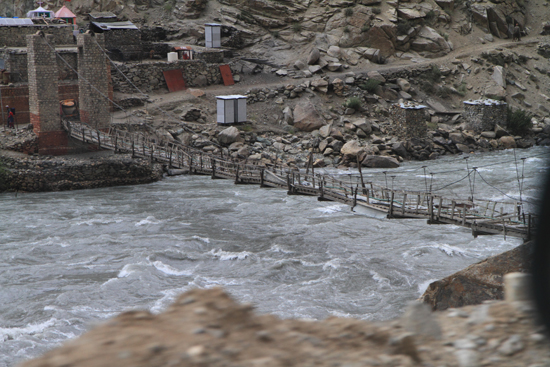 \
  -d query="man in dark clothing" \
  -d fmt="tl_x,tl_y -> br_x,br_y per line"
7,109 -> 14,128
513,23 -> 521,41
